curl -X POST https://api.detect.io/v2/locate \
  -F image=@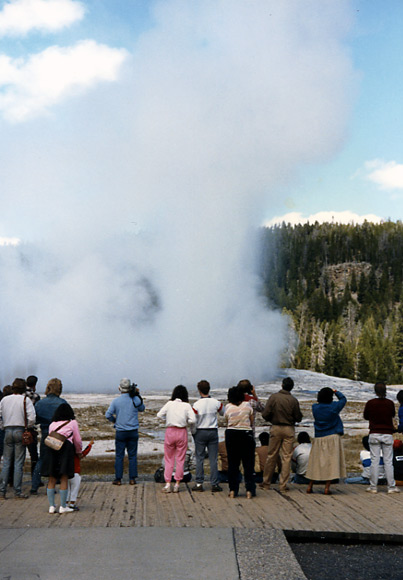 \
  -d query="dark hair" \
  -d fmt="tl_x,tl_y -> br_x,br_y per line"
3,385 -> 12,396
171,385 -> 189,403
374,382 -> 387,398
362,435 -> 370,451
52,403 -> 75,422
282,377 -> 294,392
237,379 -> 253,394
227,386 -> 244,406
317,387 -> 334,404
26,375 -> 38,388
12,378 -> 26,394
297,431 -> 311,444
259,431 -> 270,446
397,390 -> 403,405
197,380 -> 210,396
